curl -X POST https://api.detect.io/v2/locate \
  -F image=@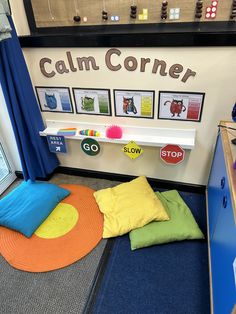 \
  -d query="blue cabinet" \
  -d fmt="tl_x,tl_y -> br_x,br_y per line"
207,131 -> 236,314
208,134 -> 227,240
